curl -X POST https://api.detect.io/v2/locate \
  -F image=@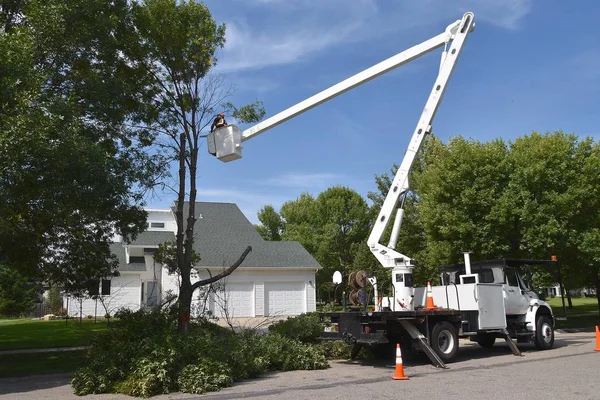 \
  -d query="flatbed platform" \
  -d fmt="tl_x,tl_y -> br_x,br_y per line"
320,308 -> 462,319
